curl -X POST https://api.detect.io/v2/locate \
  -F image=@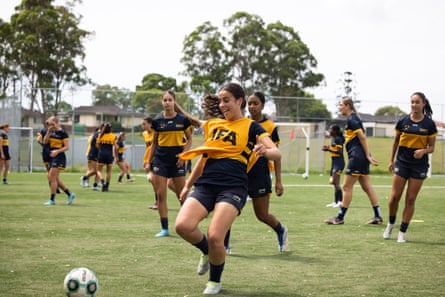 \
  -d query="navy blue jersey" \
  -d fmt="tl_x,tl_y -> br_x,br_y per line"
344,113 -> 365,159
395,115 -> 437,167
